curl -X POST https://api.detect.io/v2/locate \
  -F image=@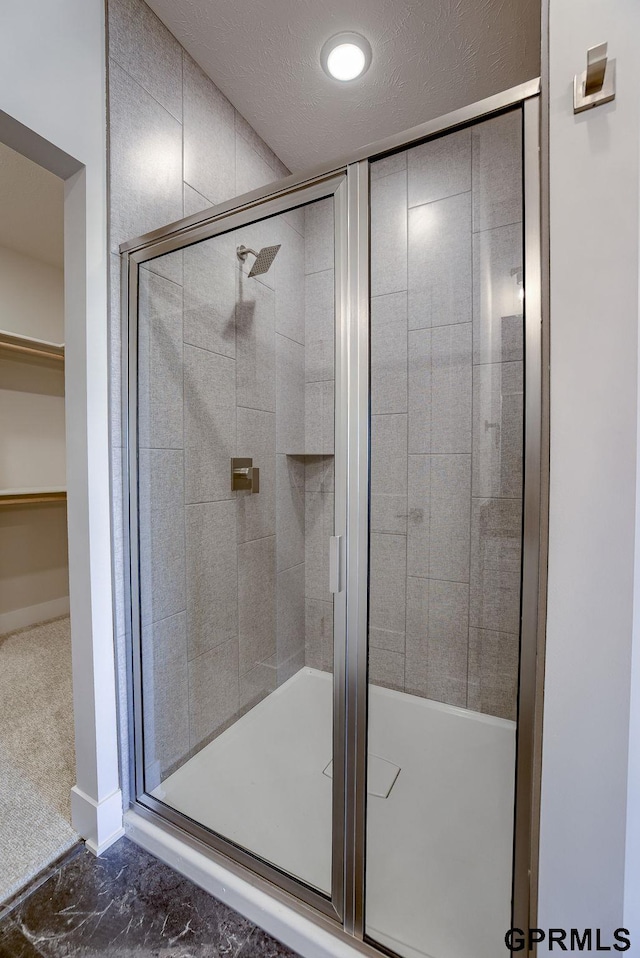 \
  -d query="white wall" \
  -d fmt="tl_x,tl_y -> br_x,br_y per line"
0,1 -> 123,850
0,245 -> 64,342
541,0 -> 640,935
0,245 -> 68,631
625,127 -> 640,933
0,245 -> 66,490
